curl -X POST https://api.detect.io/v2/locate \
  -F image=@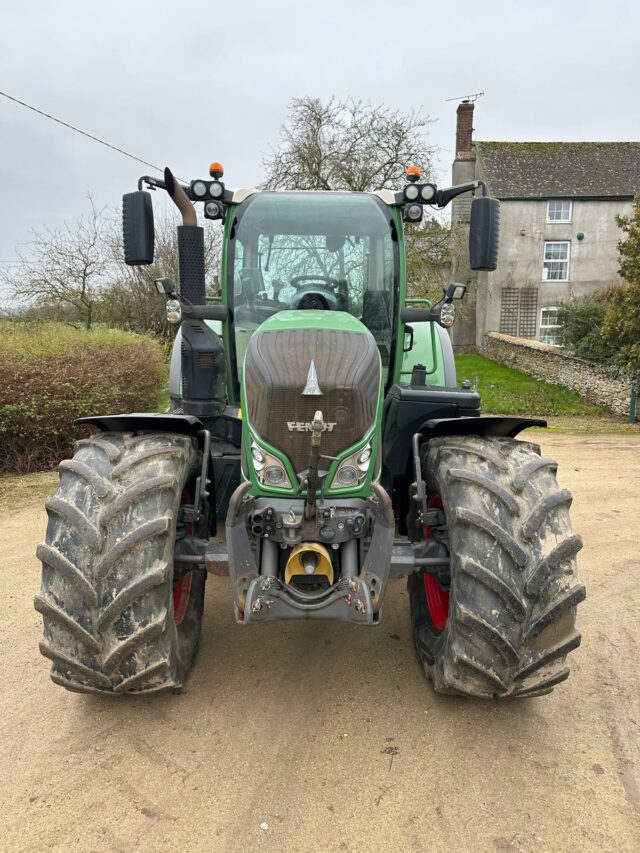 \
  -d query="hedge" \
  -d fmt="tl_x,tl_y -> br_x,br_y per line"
0,322 -> 165,473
